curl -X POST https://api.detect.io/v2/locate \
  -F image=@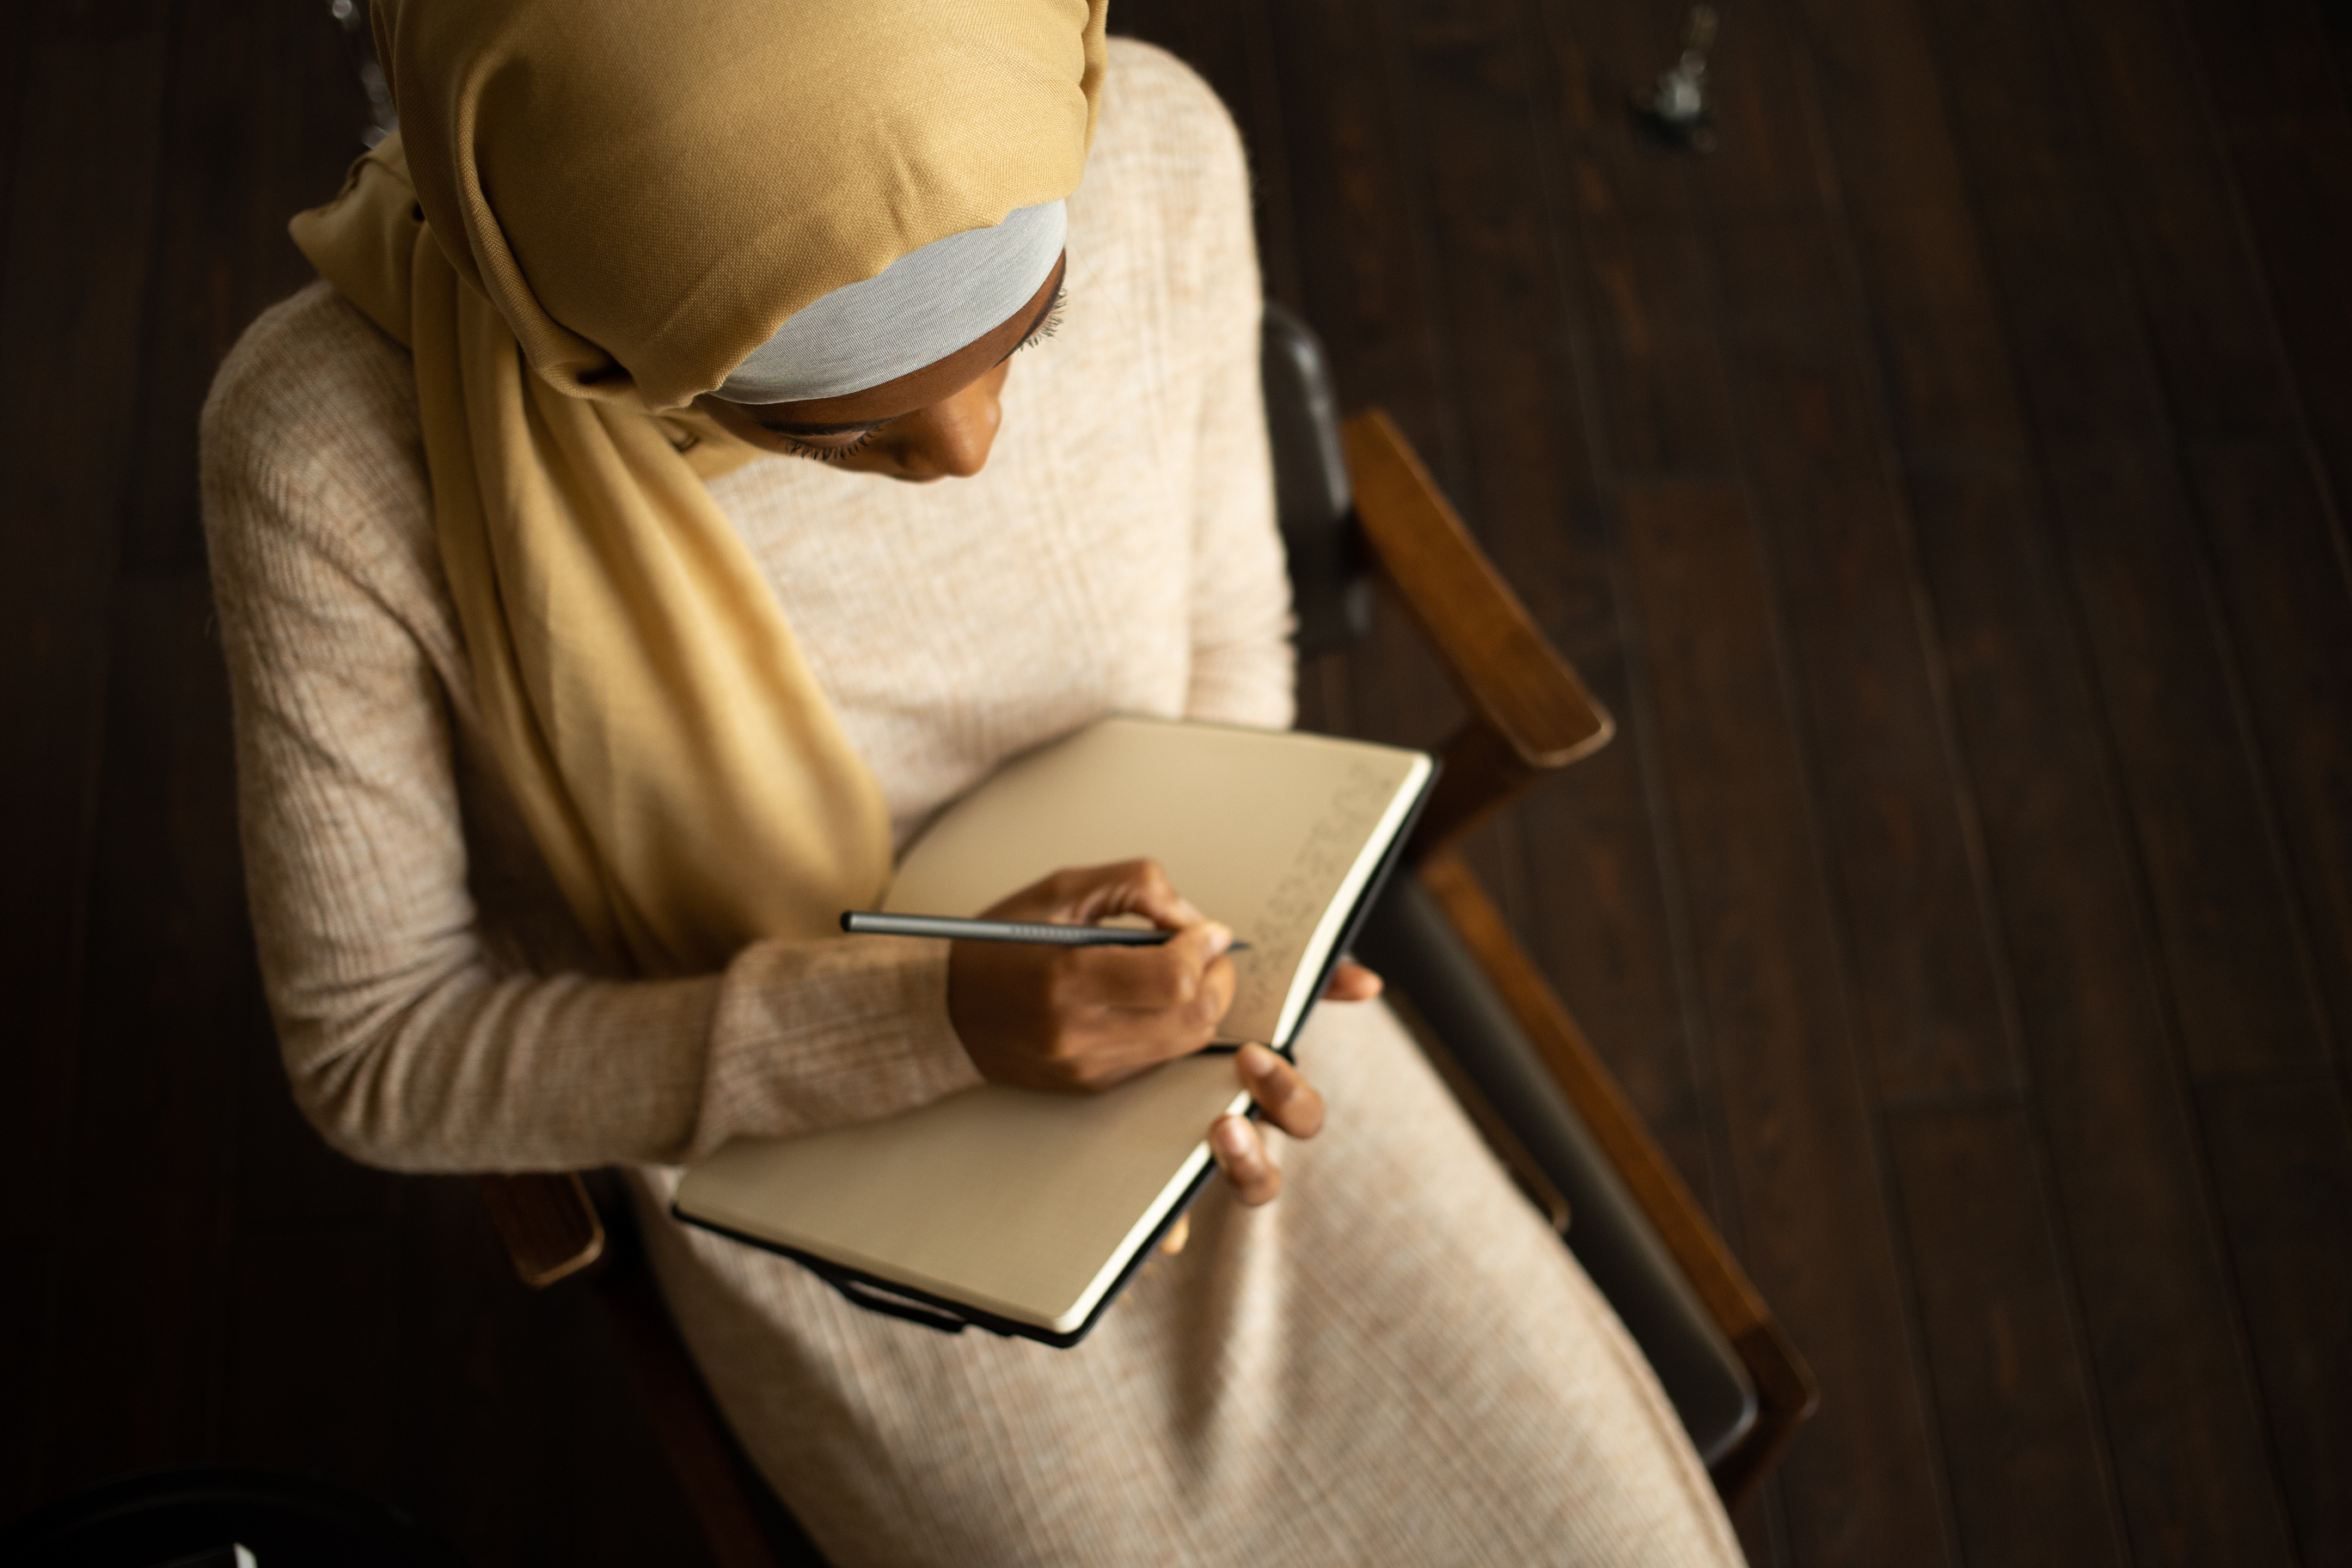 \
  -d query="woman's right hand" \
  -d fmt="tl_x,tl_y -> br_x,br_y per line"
946,859 -> 1238,1093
